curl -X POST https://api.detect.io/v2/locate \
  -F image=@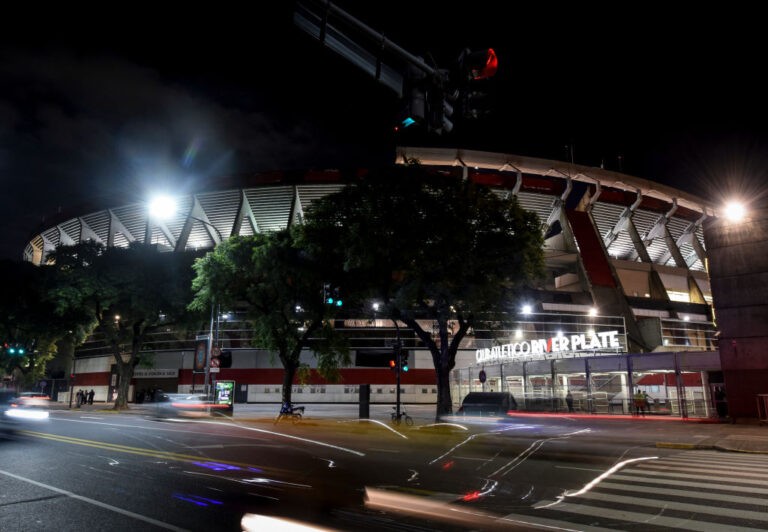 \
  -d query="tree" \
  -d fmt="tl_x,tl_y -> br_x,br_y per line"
303,164 -> 545,418
0,259 -> 85,389
189,229 -> 349,409
49,242 -> 203,409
